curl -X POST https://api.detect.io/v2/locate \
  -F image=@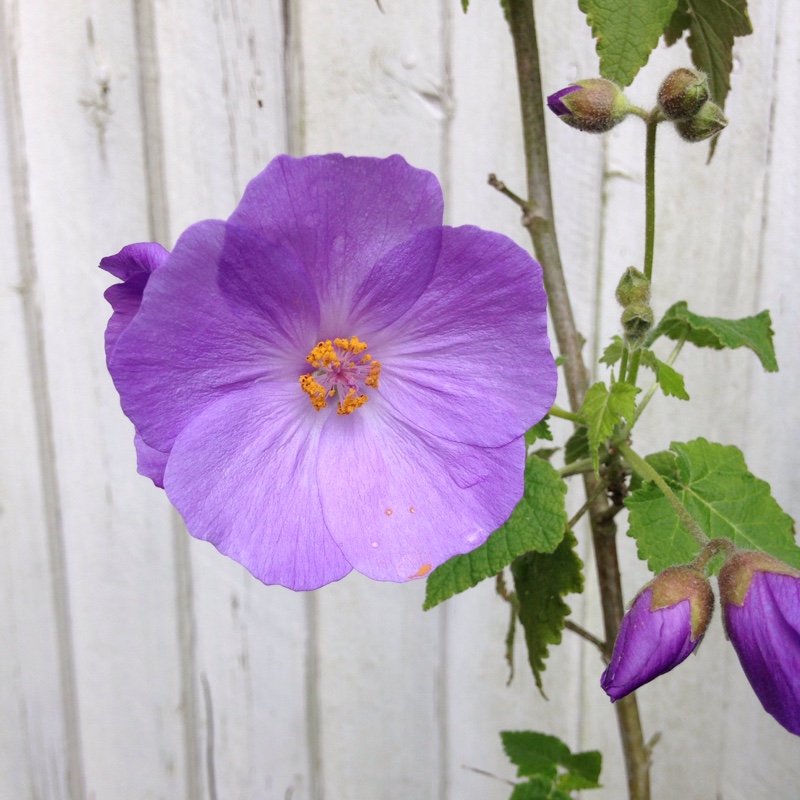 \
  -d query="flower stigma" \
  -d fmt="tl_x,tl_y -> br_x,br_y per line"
299,336 -> 382,415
